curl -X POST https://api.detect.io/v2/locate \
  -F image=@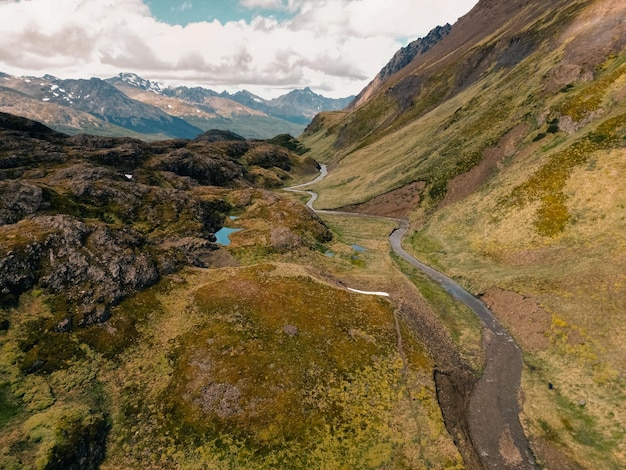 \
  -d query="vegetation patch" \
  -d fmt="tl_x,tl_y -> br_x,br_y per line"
0,382 -> 22,429
507,113 -> 626,235
164,269 -> 397,445
95,265 -> 458,469
557,59 -> 626,122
